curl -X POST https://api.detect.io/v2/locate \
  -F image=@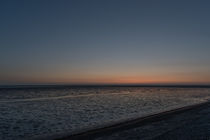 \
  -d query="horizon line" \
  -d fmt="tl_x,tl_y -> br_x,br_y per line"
1,83 -> 210,89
